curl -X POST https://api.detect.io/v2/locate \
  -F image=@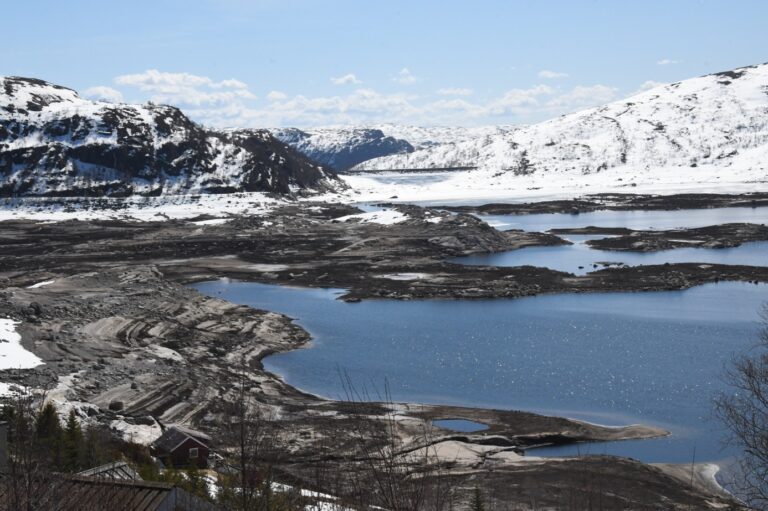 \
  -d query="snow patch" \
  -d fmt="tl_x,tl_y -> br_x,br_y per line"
26,279 -> 55,289
190,218 -> 229,226
148,345 -> 185,363
110,419 -> 163,445
377,273 -> 430,281
334,209 -> 408,225
0,318 -> 44,370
